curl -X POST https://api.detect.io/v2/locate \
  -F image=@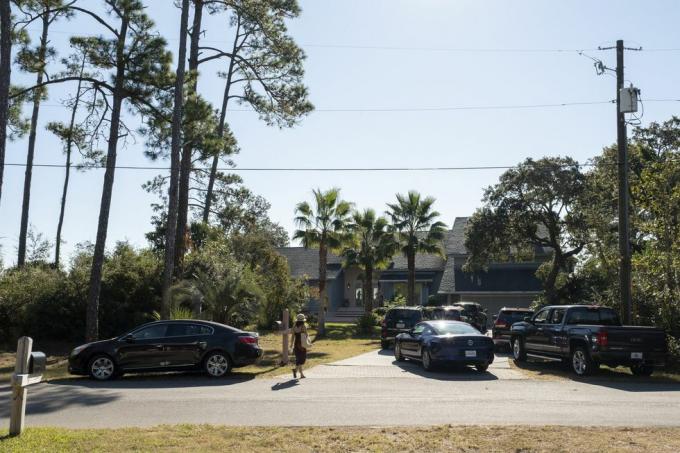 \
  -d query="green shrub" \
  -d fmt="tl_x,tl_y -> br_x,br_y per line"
668,335 -> 680,371
355,312 -> 377,334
